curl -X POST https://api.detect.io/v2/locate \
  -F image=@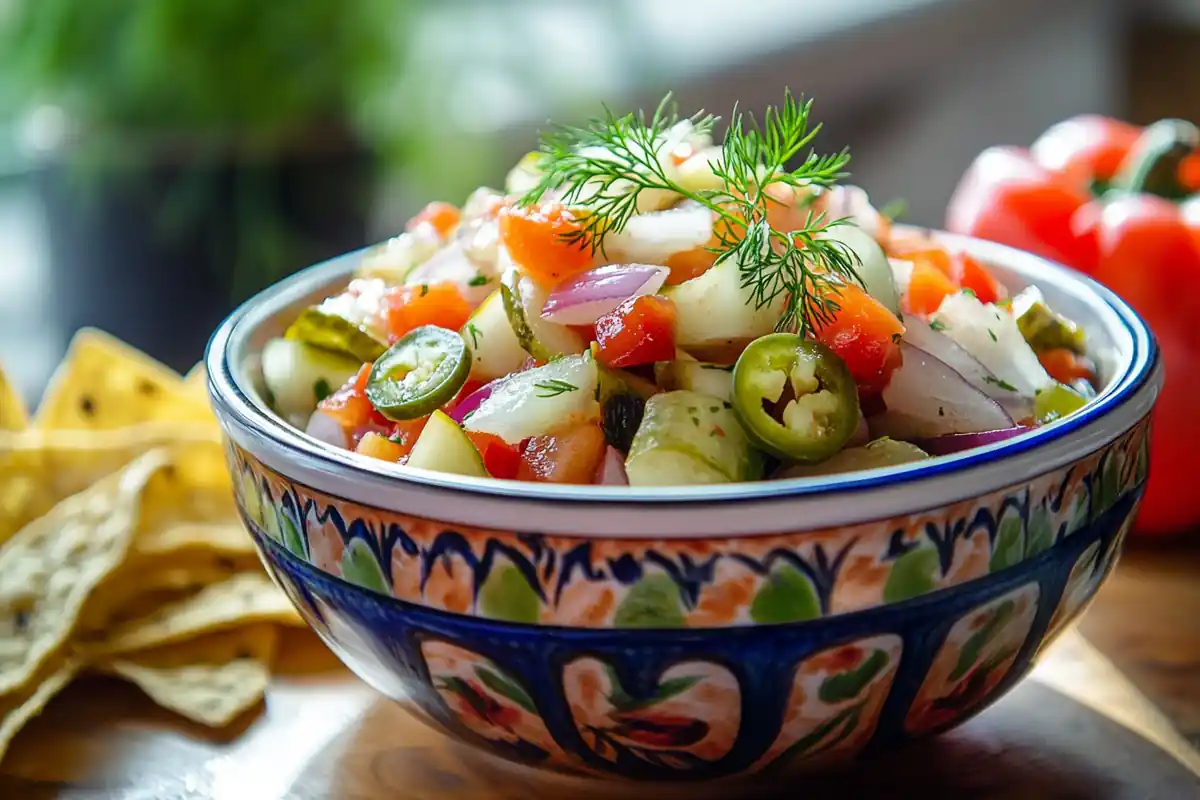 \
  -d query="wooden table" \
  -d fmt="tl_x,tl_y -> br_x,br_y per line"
2,539 -> 1198,799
